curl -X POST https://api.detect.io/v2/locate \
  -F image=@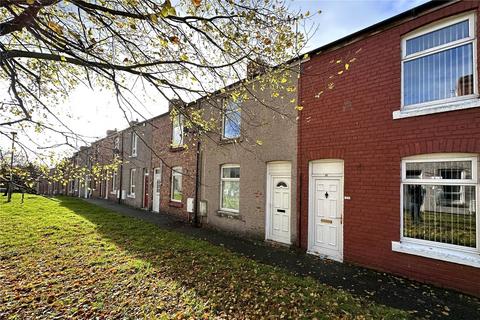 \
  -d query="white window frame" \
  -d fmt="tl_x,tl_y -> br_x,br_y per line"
392,153 -> 480,268
170,166 -> 182,202
129,168 -> 136,197
114,137 -> 120,150
222,99 -> 242,140
395,12 -> 479,119
111,170 -> 117,194
171,114 -> 184,148
131,132 -> 138,157
220,164 -> 240,213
